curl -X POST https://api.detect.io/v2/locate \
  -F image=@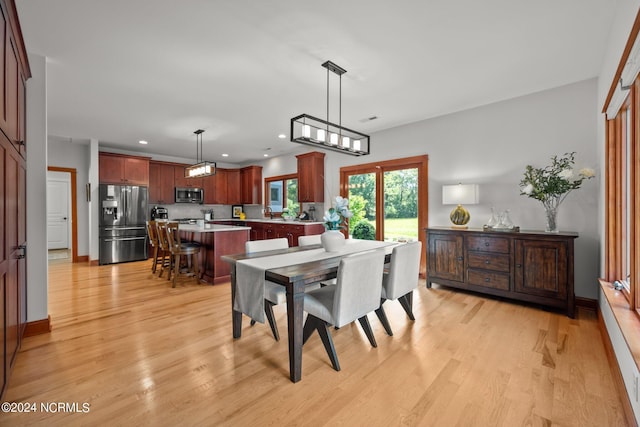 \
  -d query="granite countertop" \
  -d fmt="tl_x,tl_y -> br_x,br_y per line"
178,224 -> 251,233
